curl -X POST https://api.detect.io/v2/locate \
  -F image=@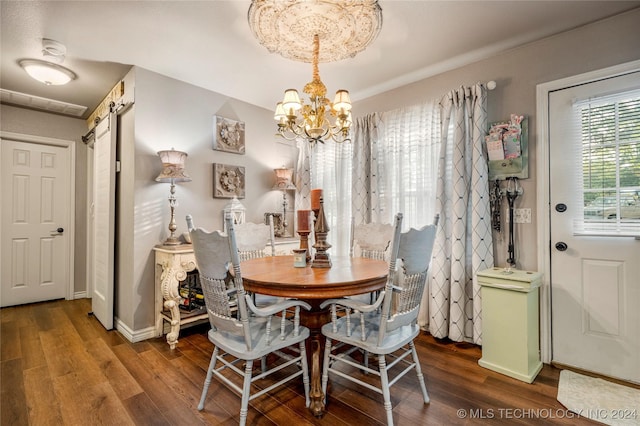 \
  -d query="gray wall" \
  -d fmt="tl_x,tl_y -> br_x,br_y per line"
125,67 -> 296,331
354,7 -> 640,271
